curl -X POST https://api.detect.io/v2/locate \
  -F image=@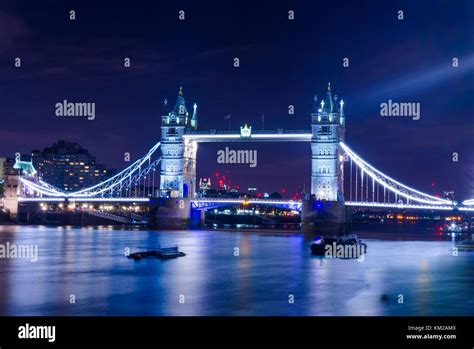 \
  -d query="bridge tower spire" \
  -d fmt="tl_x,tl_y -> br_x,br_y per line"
310,82 -> 345,201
